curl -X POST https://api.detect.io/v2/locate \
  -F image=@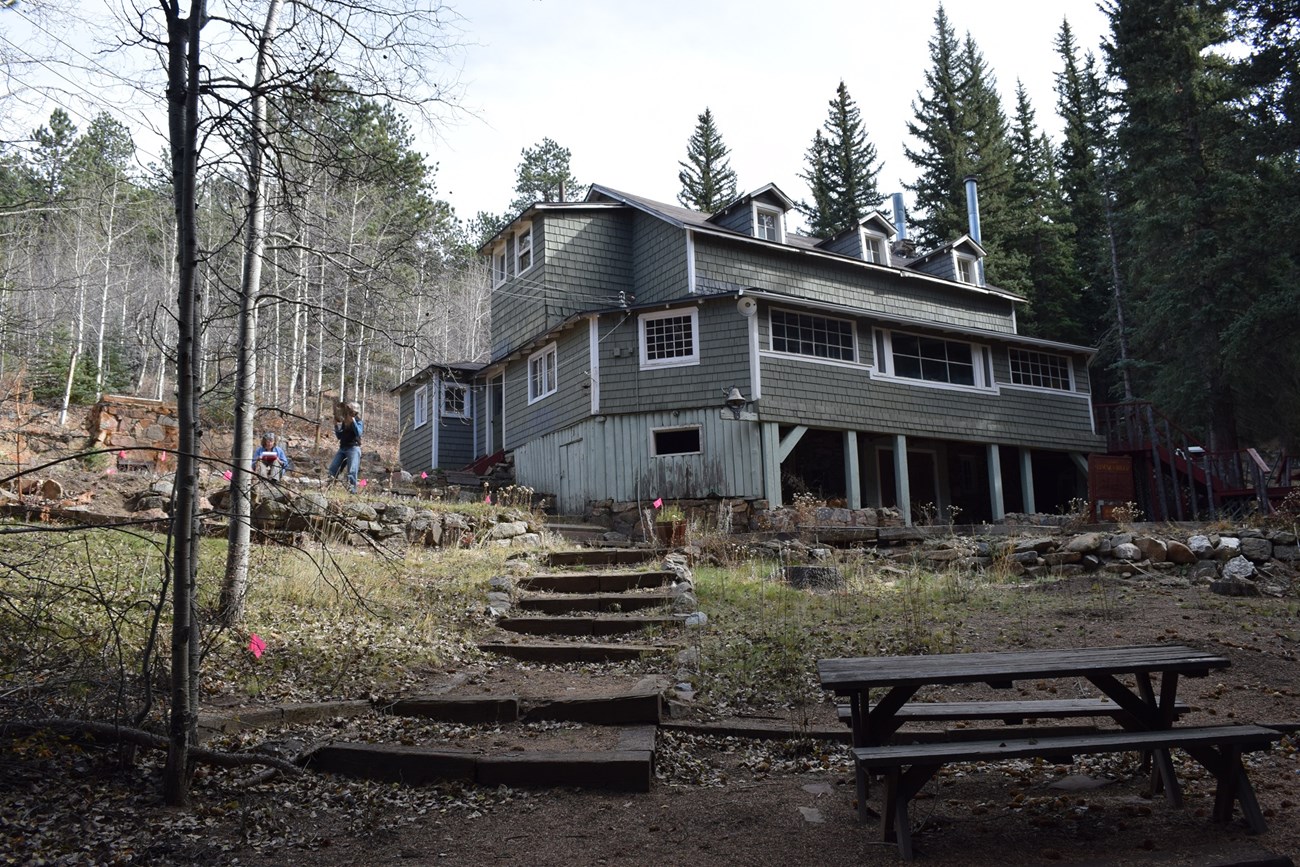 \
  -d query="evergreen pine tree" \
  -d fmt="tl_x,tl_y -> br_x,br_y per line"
798,81 -> 882,237
510,138 -> 585,213
677,108 -> 738,213
1005,81 -> 1081,342
1105,0 -> 1255,447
